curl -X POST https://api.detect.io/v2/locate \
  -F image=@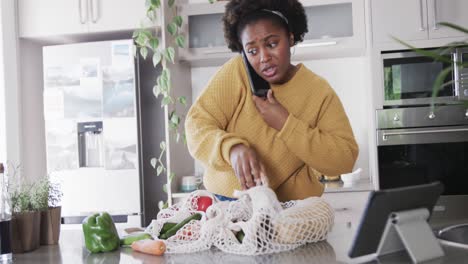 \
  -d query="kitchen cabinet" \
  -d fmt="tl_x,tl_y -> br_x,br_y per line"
18,0 -> 148,38
371,0 -> 468,44
178,0 -> 366,65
